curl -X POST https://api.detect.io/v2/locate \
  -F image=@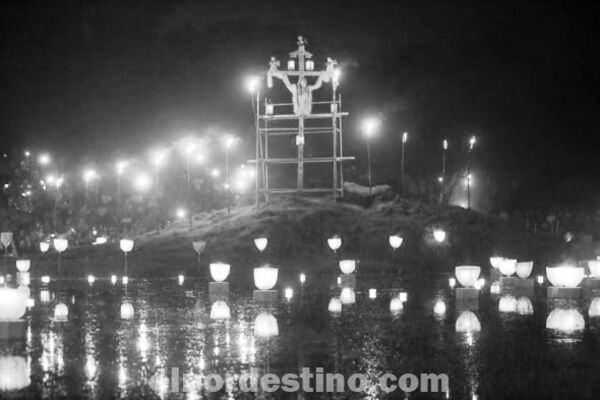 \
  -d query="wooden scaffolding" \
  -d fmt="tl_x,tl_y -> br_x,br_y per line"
250,37 -> 354,203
